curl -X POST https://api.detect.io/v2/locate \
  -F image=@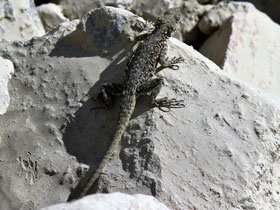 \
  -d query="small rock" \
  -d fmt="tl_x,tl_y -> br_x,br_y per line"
0,56 -> 14,115
37,3 -> 69,32
40,192 -> 170,210
198,1 -> 251,35
0,0 -> 45,41
44,166 -> 57,176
